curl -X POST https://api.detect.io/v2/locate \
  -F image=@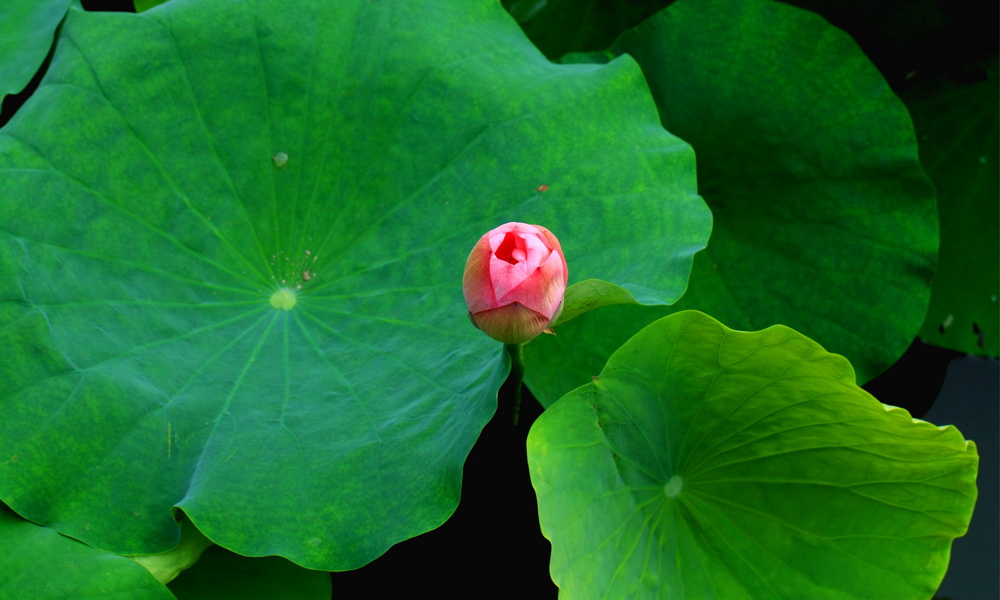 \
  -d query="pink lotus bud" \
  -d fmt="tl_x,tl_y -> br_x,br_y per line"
463,222 -> 568,344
